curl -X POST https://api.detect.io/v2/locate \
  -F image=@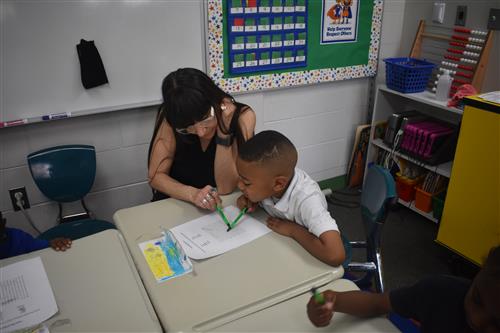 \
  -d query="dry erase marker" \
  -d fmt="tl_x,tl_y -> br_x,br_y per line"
42,111 -> 71,121
311,287 -> 325,305
0,119 -> 28,128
